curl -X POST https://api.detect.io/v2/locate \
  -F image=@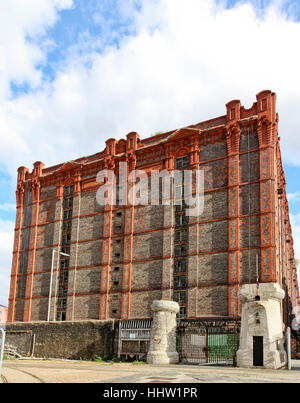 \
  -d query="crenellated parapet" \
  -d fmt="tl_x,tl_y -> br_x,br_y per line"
225,122 -> 241,155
